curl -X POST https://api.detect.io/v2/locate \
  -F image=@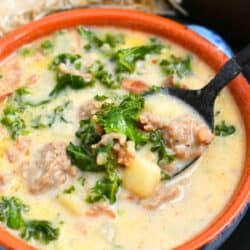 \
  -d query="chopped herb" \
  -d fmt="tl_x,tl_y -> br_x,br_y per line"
77,27 -> 124,50
160,170 -> 171,181
41,40 -> 54,54
0,196 -> 59,244
96,94 -> 148,146
88,61 -> 118,89
31,101 -> 71,129
75,119 -> 101,146
94,95 -> 108,101
86,171 -> 121,204
0,74 -> 3,79
50,73 -> 94,96
20,48 -> 34,57
1,88 -> 30,138
215,110 -> 221,117
63,185 -> 75,194
49,53 -> 81,71
215,120 -> 236,137
21,220 -> 59,244
66,143 -> 100,172
77,176 -> 86,186
0,197 -> 27,230
150,130 -> 176,164
160,55 -> 192,79
113,44 -> 163,73
49,53 -> 93,96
